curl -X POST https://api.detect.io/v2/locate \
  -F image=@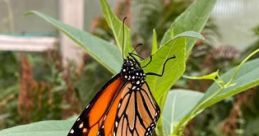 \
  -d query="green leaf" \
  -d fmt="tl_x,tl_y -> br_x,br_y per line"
144,37 -> 187,104
183,70 -> 219,80
142,31 -> 203,135
162,31 -> 204,48
178,58 -> 259,129
0,119 -> 74,136
143,37 -> 187,136
199,58 -> 259,111
27,11 -> 122,74
161,0 -> 217,53
144,31 -> 203,106
100,0 -> 133,56
172,31 -> 205,41
163,89 -> 204,136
